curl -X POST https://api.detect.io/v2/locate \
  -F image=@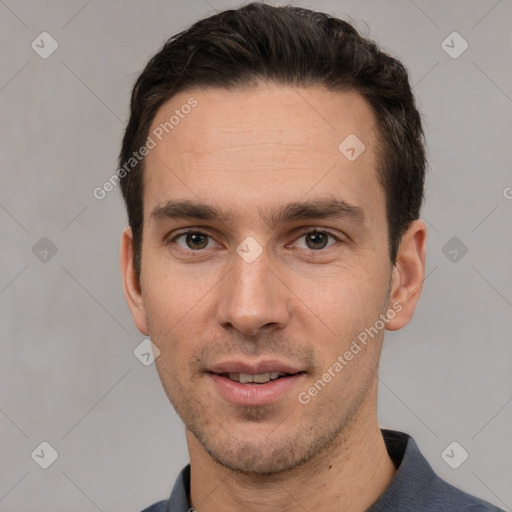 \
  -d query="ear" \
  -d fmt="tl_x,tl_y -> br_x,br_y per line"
386,219 -> 427,331
120,227 -> 149,336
